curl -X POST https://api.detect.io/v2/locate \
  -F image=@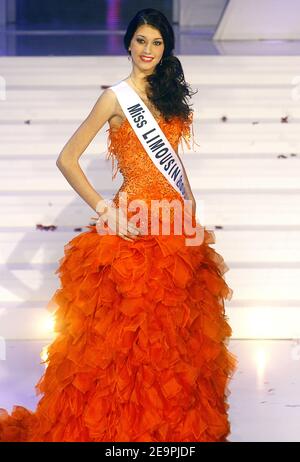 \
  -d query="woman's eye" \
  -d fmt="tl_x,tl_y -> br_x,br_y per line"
137,38 -> 162,46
